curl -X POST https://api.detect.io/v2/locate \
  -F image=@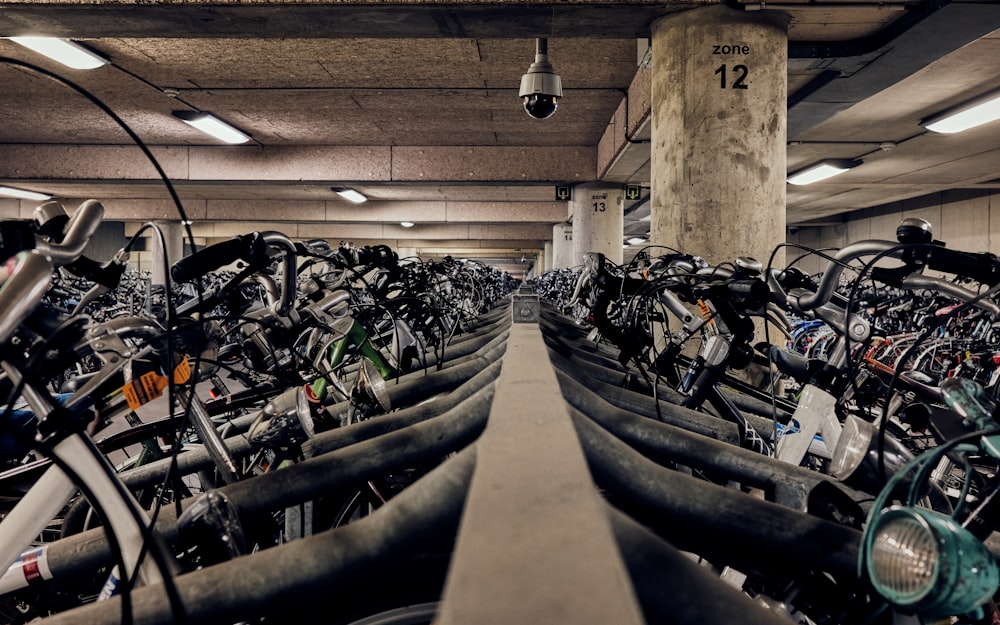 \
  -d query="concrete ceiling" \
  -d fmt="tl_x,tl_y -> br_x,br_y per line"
1,0 -> 1000,276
